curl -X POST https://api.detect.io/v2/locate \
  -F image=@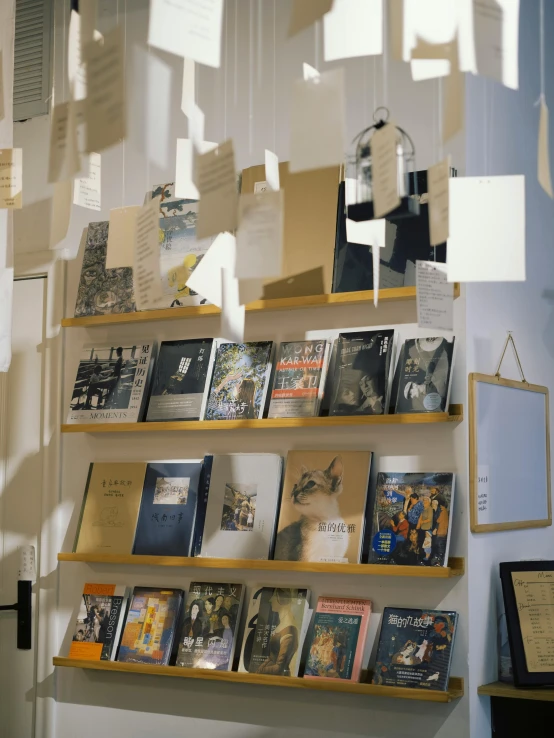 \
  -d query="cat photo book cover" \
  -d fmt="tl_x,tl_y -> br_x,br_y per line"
273,451 -> 372,564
